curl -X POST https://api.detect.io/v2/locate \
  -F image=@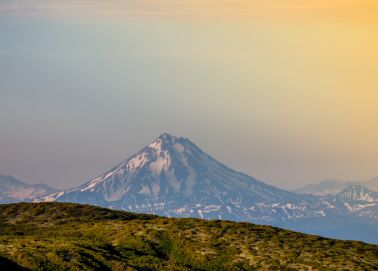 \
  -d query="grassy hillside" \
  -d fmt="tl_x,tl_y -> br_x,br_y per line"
0,203 -> 377,271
